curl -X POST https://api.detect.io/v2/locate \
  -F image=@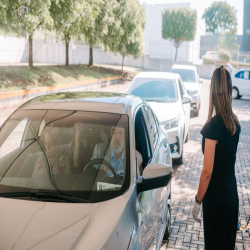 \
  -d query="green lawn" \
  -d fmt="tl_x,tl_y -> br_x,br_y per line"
0,65 -> 120,92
